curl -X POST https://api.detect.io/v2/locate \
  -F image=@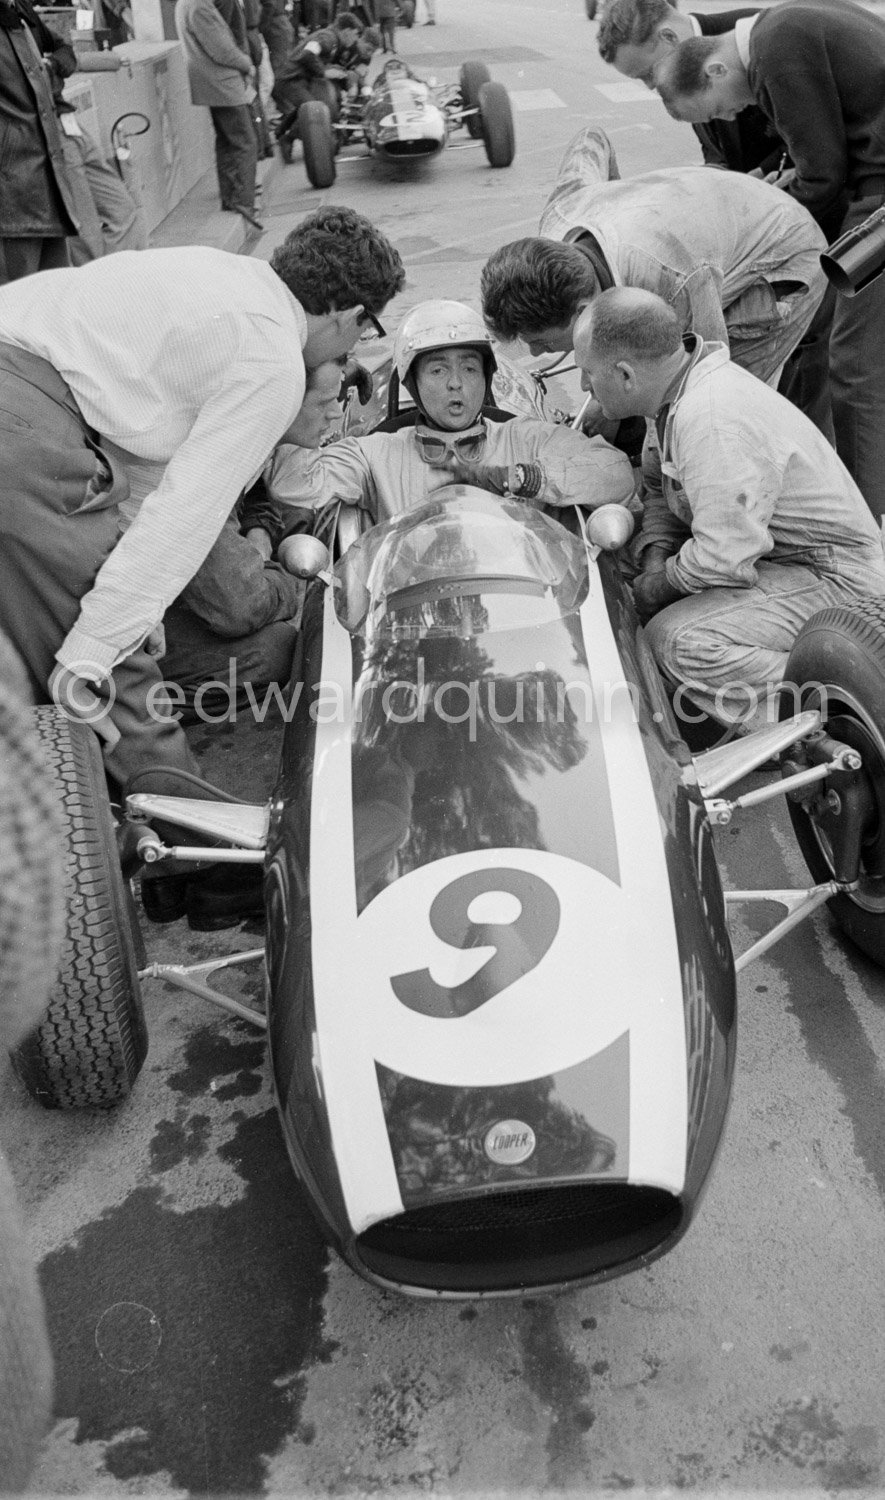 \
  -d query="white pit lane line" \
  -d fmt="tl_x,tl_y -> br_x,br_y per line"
593,79 -> 663,102
508,88 -> 566,111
